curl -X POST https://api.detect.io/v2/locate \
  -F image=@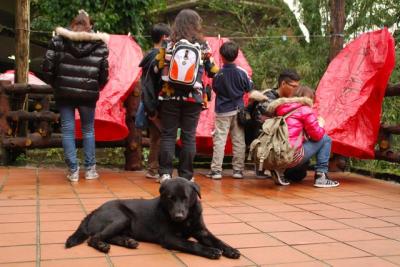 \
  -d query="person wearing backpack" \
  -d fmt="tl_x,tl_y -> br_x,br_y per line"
155,9 -> 219,183
247,69 -> 301,142
138,23 -> 171,180
42,10 -> 109,182
247,69 -> 301,177
262,86 -> 339,187
209,41 -> 253,180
